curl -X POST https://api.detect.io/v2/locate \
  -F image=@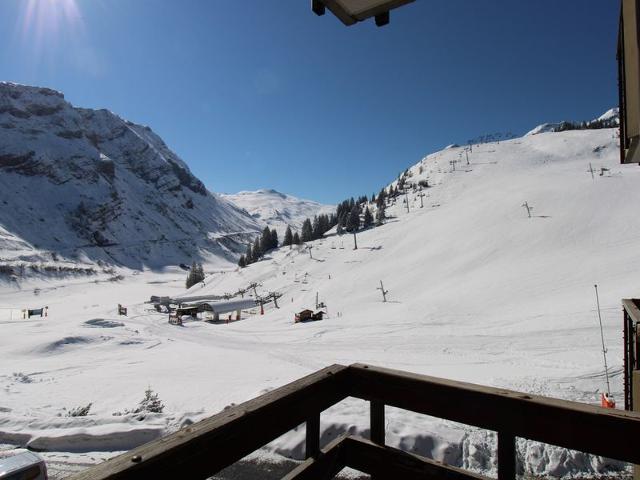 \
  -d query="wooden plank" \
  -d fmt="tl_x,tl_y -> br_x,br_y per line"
306,413 -> 321,458
347,363 -> 640,465
351,0 -> 416,21
370,400 -> 385,445
68,365 -> 349,480
318,0 -> 357,25
497,431 -> 516,480
282,434 -> 348,480
342,436 -> 489,480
